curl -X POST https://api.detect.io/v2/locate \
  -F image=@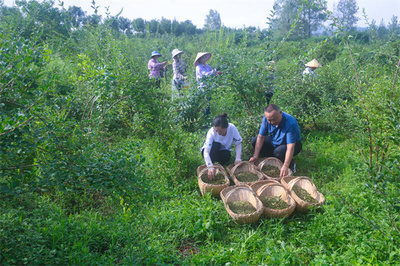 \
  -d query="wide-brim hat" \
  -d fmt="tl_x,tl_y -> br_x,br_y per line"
151,51 -> 162,58
172,49 -> 184,59
194,52 -> 212,66
305,59 -> 321,68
